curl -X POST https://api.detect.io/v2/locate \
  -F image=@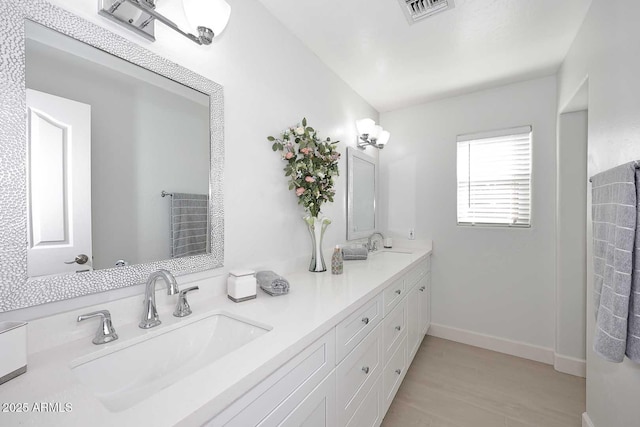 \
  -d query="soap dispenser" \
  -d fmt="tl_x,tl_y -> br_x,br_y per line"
331,245 -> 343,275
